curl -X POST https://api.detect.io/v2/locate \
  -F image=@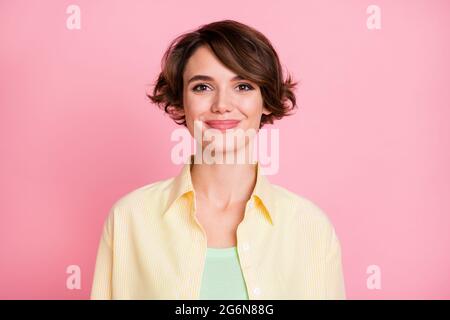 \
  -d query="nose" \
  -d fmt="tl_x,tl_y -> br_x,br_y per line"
210,88 -> 234,114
